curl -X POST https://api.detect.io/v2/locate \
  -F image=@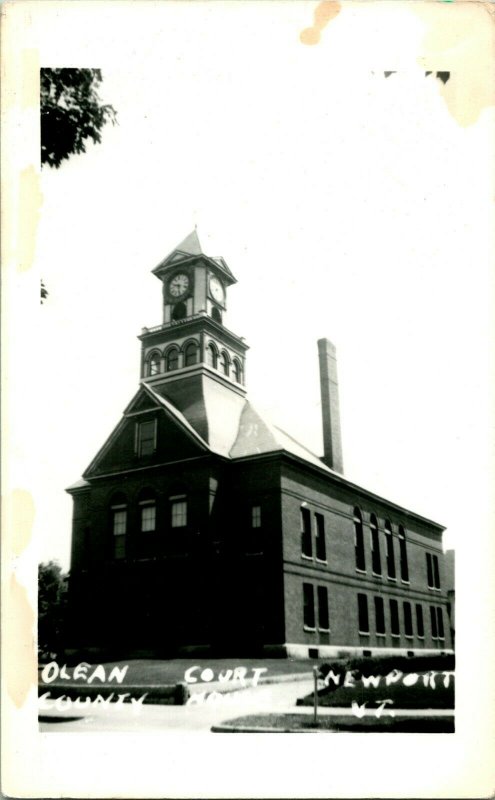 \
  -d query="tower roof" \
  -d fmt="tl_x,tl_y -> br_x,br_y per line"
152,230 -> 236,283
